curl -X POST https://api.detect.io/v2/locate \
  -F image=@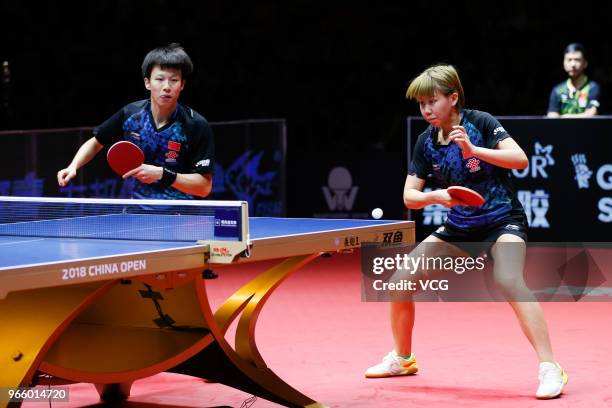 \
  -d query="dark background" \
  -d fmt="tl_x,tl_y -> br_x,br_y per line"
1,1 -> 610,154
